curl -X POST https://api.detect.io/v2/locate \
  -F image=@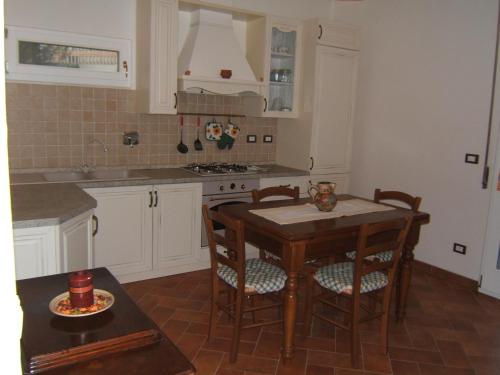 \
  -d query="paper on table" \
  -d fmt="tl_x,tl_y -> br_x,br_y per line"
249,199 -> 396,225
